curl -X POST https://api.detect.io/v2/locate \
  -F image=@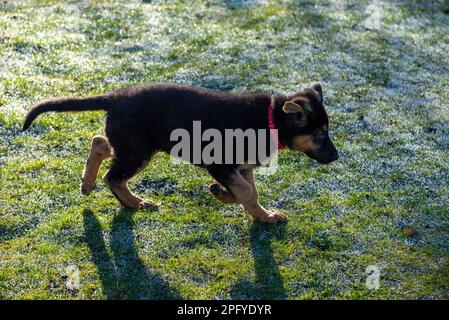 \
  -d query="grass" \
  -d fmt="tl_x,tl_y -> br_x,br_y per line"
0,0 -> 448,299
